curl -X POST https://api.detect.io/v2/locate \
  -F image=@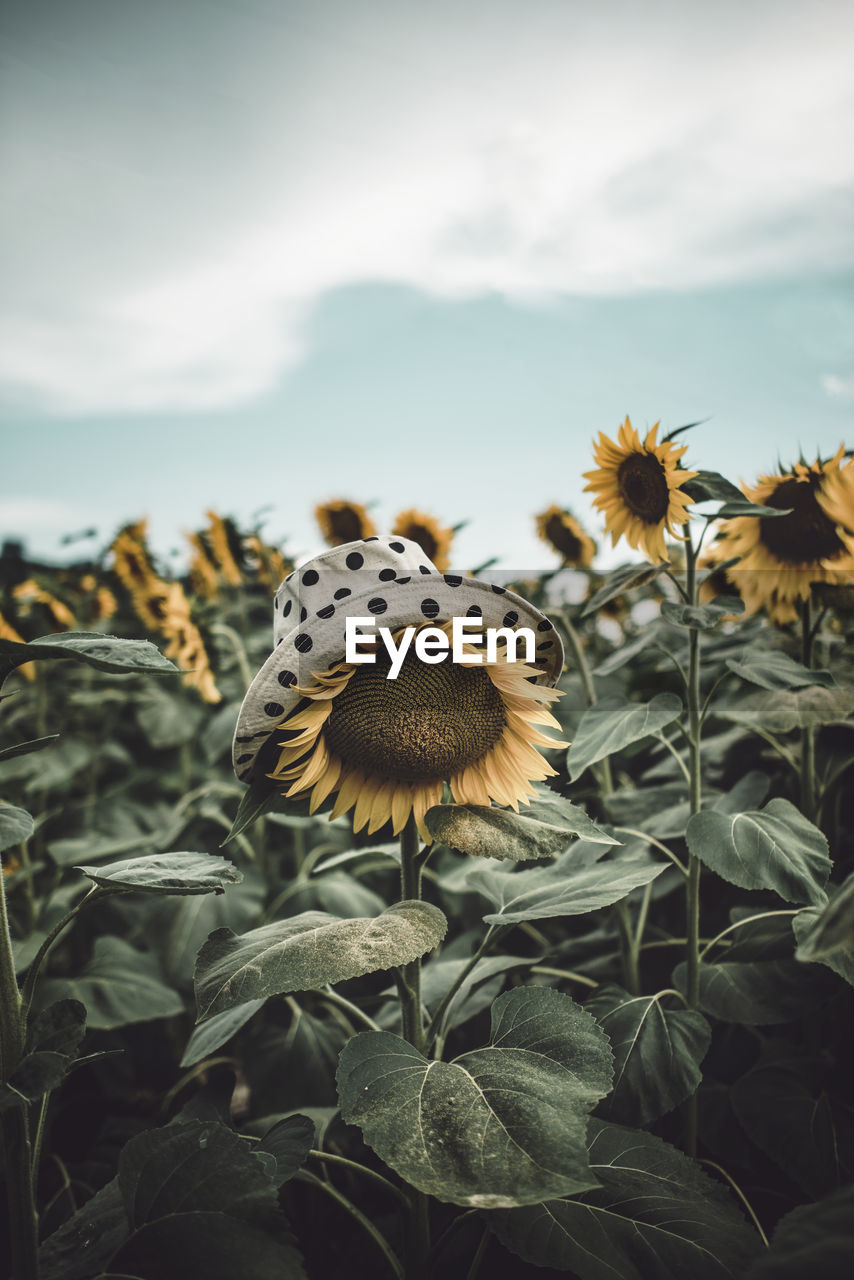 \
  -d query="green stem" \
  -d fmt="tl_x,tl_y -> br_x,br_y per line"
318,985 -> 381,1033
699,909 -> 802,961
20,886 -> 104,1019
800,598 -> 817,821
529,965 -> 598,989
682,527 -> 704,1159
296,1170 -> 404,1279
306,1150 -> 410,1209
2,1105 -> 40,1280
424,925 -> 506,1055
615,899 -> 641,995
